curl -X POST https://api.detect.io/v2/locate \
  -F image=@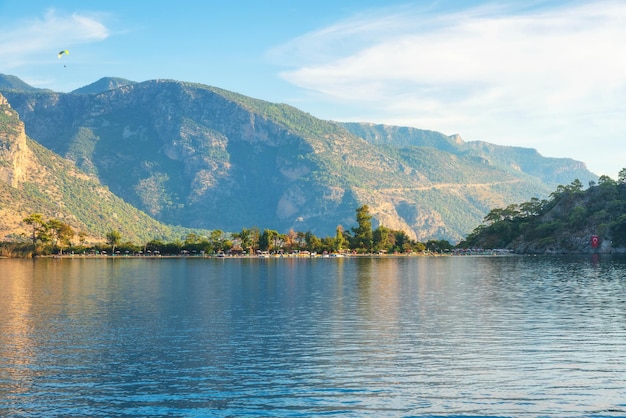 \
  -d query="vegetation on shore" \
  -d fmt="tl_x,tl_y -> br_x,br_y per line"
5,170 -> 626,259
459,170 -> 626,253
1,205 -> 453,258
